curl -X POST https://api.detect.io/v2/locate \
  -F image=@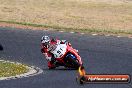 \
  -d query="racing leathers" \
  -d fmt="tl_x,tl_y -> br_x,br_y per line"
41,39 -> 71,69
